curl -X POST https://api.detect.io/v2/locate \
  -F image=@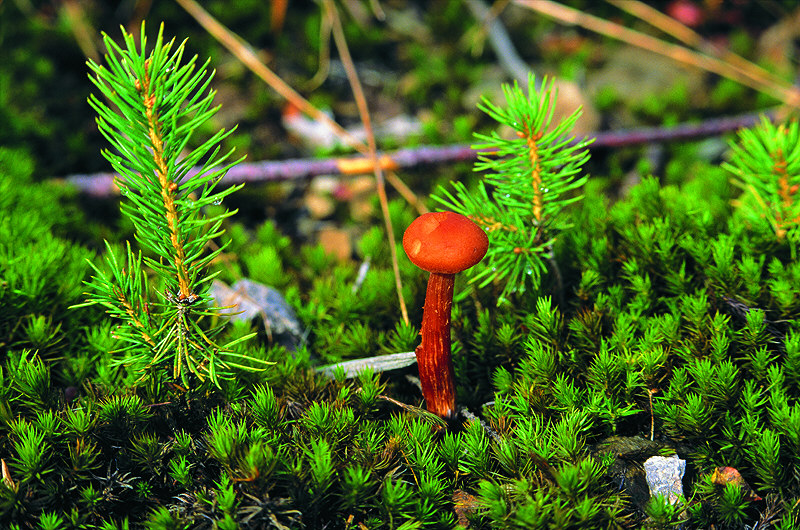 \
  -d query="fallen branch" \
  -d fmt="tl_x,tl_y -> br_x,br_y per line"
62,110 -> 771,197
